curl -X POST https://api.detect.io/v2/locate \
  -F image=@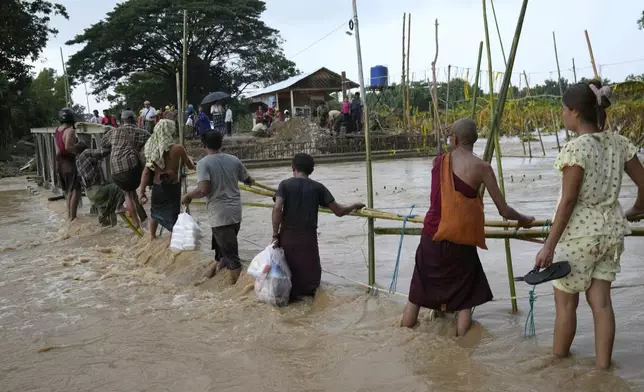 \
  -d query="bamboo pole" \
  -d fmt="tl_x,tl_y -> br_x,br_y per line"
522,71 -> 545,156
445,64 -> 451,124
489,0 -> 507,67
471,42 -> 484,119
401,13 -> 407,129
482,0 -> 496,129
181,9 -> 188,145
352,0 -> 376,287
374,227 -> 644,237
59,48 -> 71,107
550,108 -> 562,152
480,0 -> 529,172
572,58 -> 578,83
430,19 -> 442,155
406,13 -> 412,126
552,31 -> 570,141
584,30 -> 599,78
